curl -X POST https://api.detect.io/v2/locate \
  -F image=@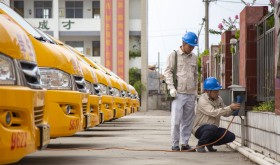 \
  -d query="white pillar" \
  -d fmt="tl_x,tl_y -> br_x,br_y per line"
140,0 -> 148,111
53,0 -> 59,38
112,0 -> 117,73
100,0 -> 105,65
124,0 -> 129,82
